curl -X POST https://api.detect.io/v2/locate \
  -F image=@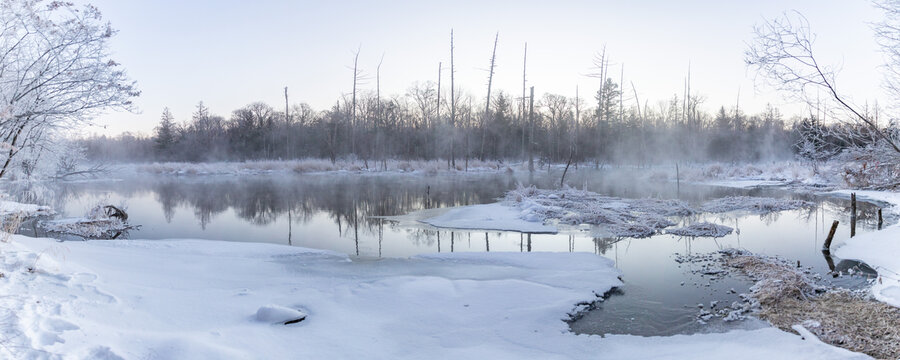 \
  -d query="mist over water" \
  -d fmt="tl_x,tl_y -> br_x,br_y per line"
6,168 -> 882,336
